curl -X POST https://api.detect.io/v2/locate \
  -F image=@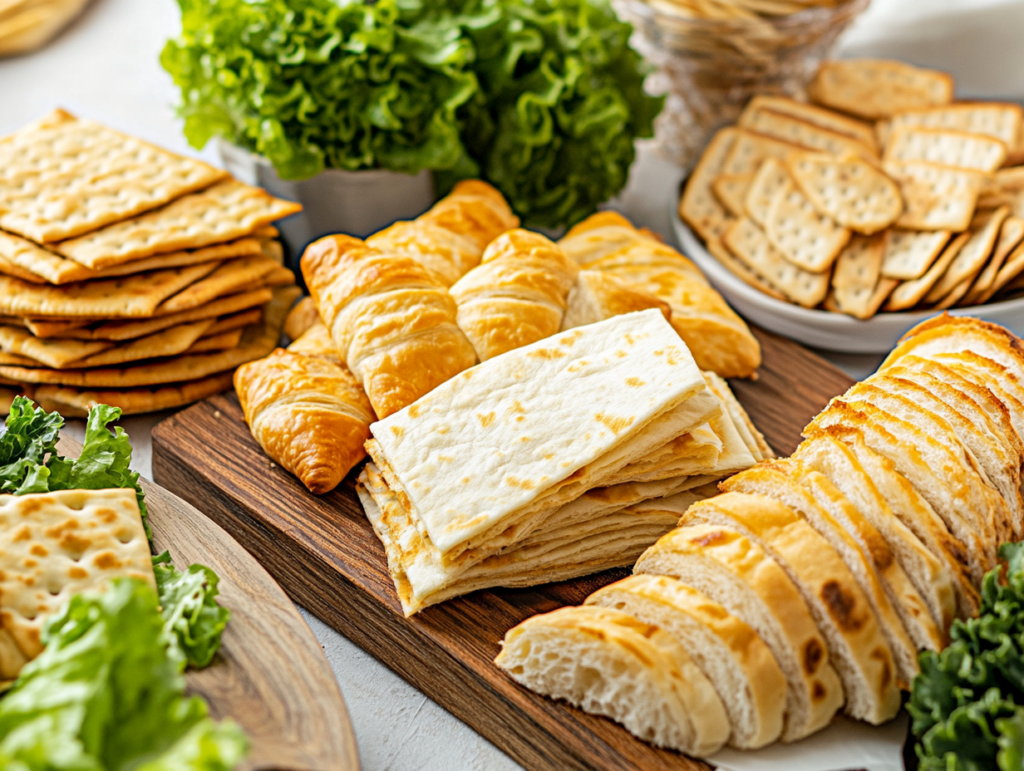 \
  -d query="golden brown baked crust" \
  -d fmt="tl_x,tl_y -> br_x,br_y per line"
418,180 -> 520,252
300,234 -> 477,418
284,296 -> 320,341
450,229 -> 579,361
234,347 -> 375,494
560,214 -> 761,379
